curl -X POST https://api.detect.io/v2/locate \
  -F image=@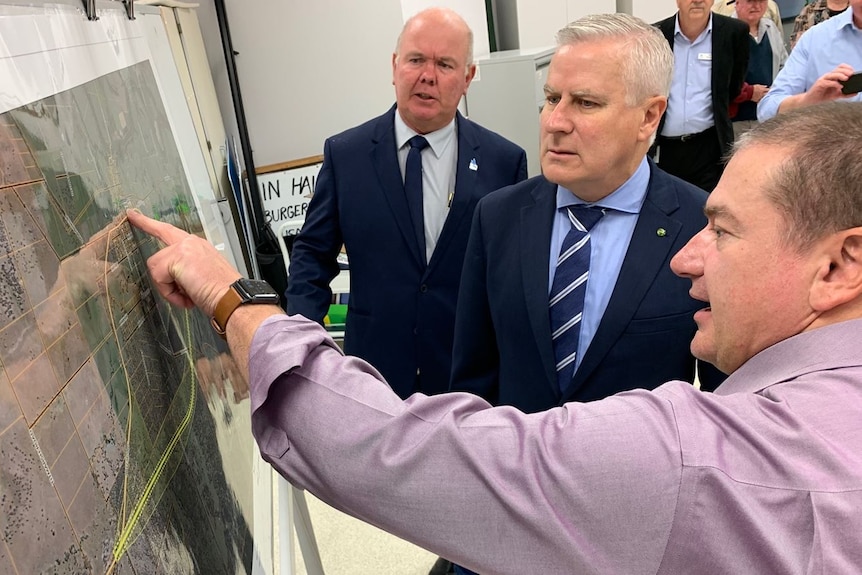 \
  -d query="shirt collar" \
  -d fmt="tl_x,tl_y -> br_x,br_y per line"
394,111 -> 456,159
745,17 -> 770,43
674,12 -> 713,41
714,318 -> 862,396
555,156 -> 650,214
835,6 -> 859,31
